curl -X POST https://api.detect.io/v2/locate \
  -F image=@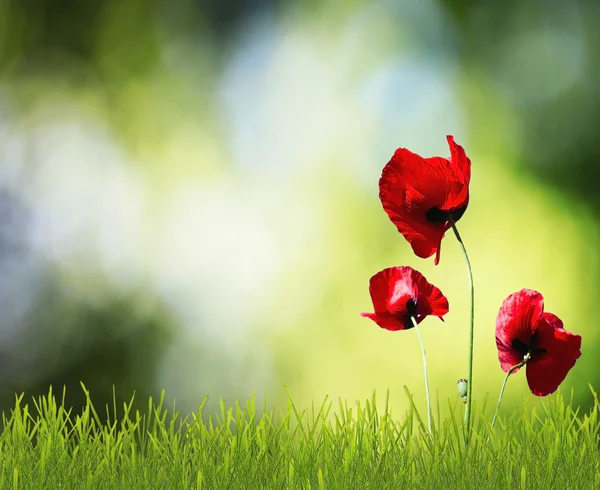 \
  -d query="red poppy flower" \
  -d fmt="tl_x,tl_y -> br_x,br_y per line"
379,135 -> 471,265
495,289 -> 582,397
361,266 -> 449,331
